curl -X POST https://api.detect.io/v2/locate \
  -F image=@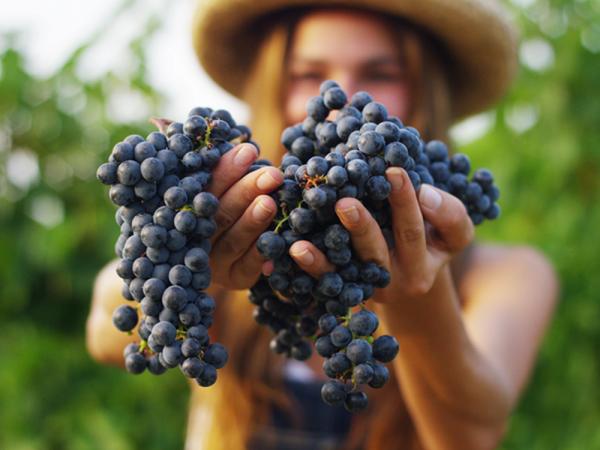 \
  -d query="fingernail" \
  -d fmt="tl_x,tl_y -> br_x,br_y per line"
386,168 -> 404,192
339,206 -> 359,224
262,261 -> 274,276
234,144 -> 257,167
419,184 -> 442,210
252,199 -> 273,221
290,247 -> 314,266
256,169 -> 280,190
